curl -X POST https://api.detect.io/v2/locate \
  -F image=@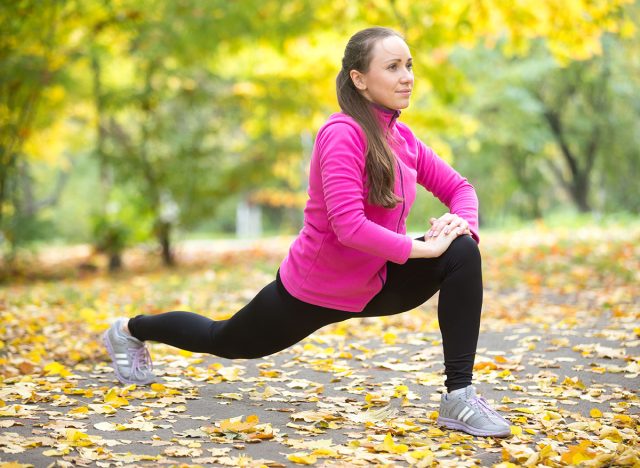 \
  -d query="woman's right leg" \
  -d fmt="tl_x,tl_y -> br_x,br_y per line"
128,272 -> 351,359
